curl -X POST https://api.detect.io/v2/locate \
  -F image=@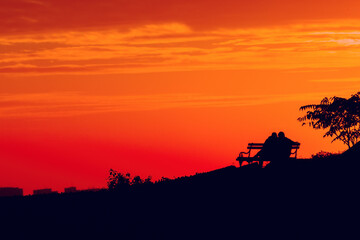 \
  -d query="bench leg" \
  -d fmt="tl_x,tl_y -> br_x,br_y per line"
259,160 -> 263,168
